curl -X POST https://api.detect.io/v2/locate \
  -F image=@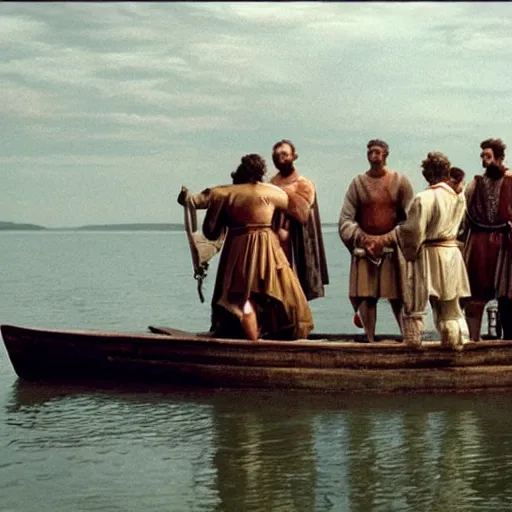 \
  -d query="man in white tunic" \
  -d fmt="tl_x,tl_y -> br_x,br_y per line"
397,152 -> 471,350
